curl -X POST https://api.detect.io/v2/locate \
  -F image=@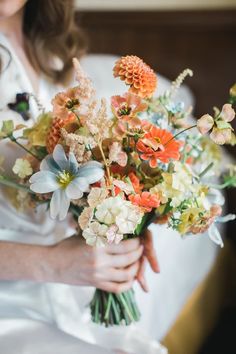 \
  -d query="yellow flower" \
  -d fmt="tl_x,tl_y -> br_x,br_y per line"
12,159 -> 33,179
150,162 -> 195,208
230,83 -> 236,98
177,207 -> 201,234
23,113 -> 52,147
